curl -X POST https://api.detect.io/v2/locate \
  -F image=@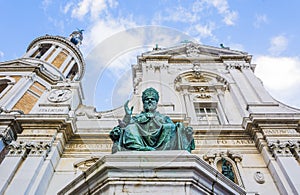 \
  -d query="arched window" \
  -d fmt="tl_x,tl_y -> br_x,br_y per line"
215,157 -> 243,186
66,63 -> 78,80
31,43 -> 52,59
0,78 -> 13,99
0,79 -> 9,93
175,71 -> 227,125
